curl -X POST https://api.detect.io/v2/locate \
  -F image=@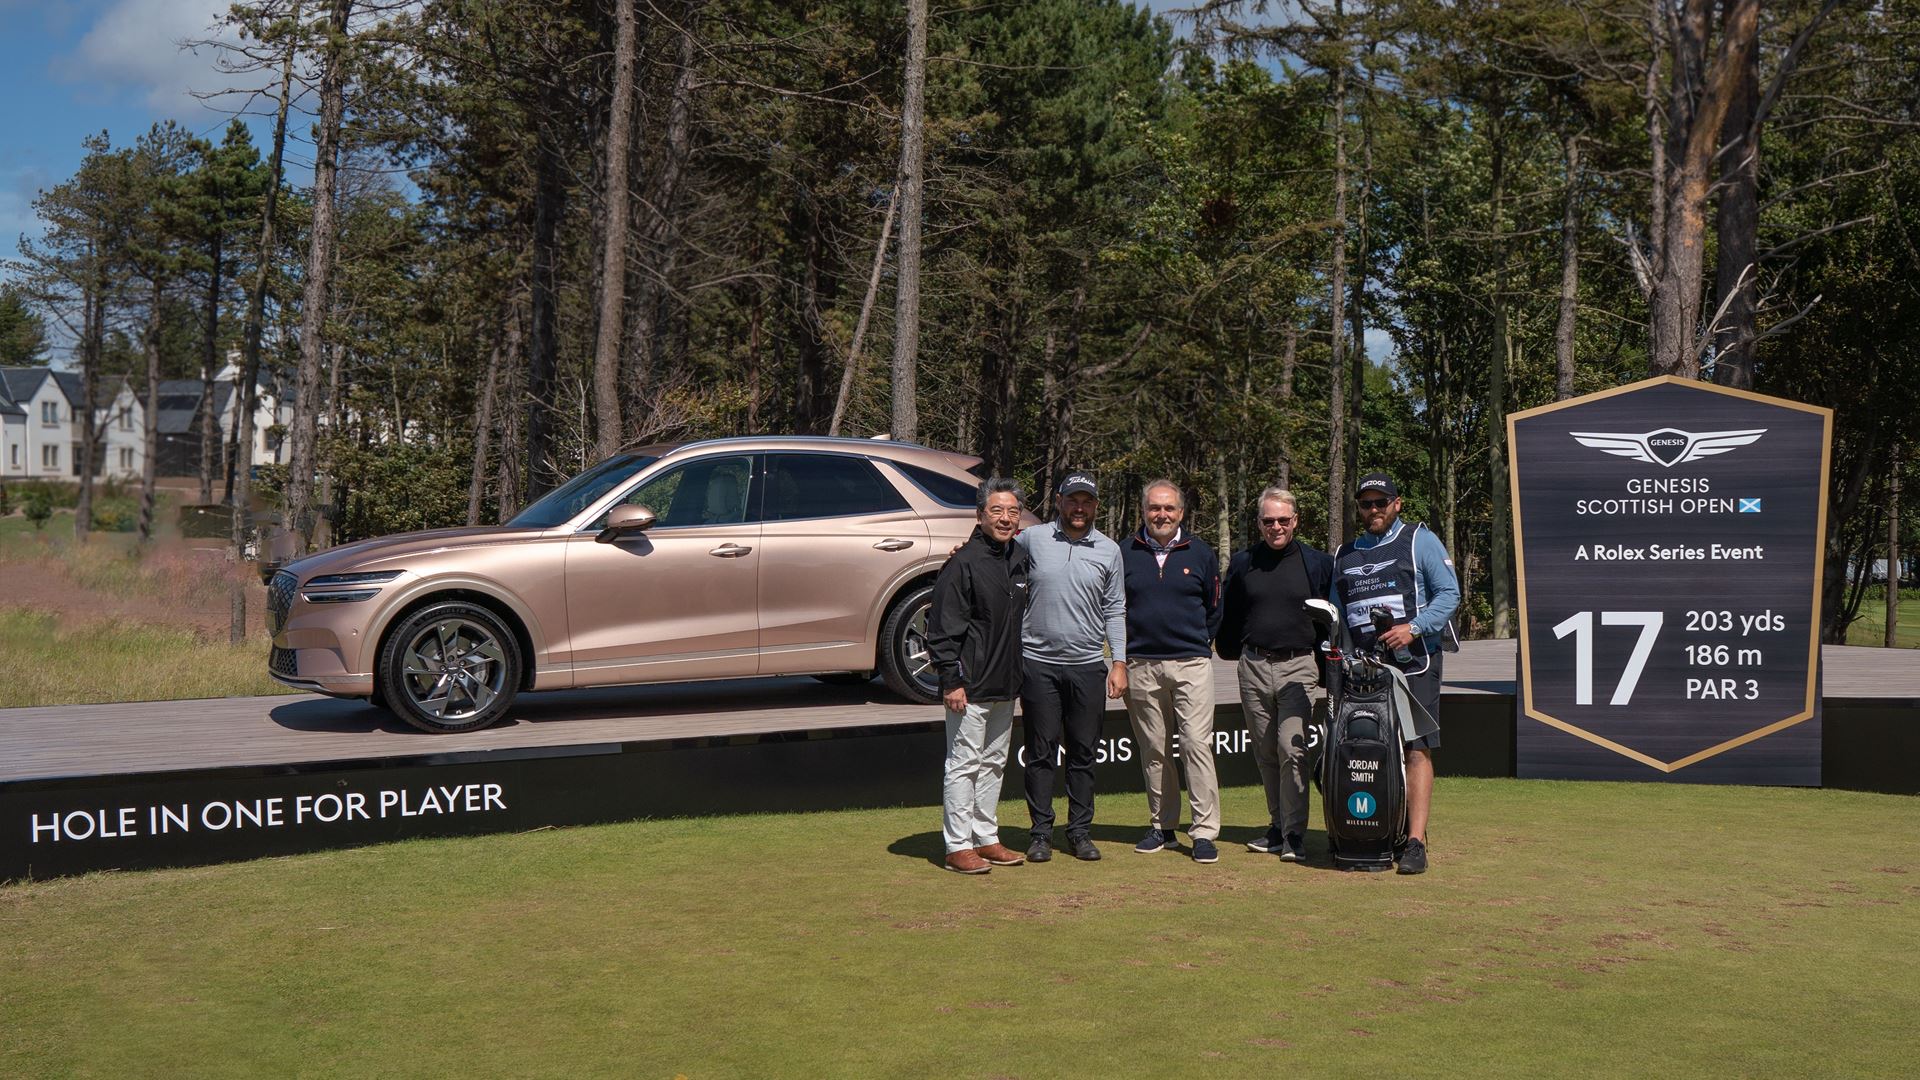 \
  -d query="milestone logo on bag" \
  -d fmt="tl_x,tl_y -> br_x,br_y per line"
1569,427 -> 1767,468
1343,560 -> 1396,578
1347,791 -> 1377,819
